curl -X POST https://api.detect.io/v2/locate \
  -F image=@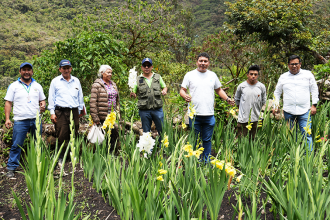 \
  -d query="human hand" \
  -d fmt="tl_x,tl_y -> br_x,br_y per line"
184,94 -> 191,102
272,108 -> 280,115
5,119 -> 12,129
310,105 -> 317,115
39,104 -> 45,113
51,114 -> 57,124
227,98 -> 235,106
130,92 -> 136,98
161,88 -> 167,96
